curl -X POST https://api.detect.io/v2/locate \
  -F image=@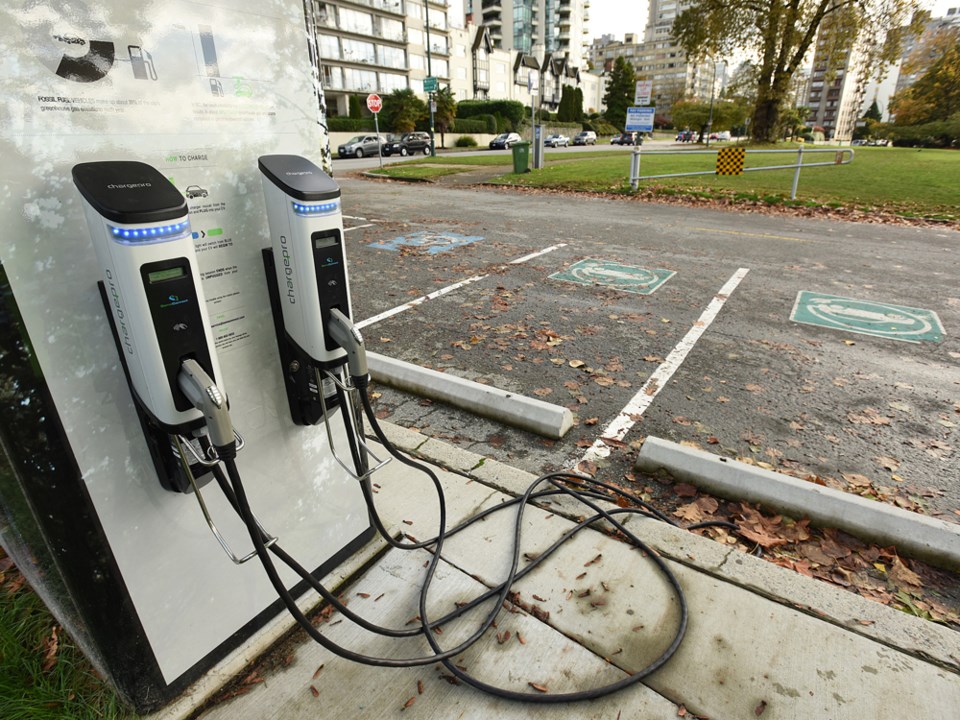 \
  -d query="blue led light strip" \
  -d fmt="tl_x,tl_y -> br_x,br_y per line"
108,221 -> 191,244
291,200 -> 340,217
